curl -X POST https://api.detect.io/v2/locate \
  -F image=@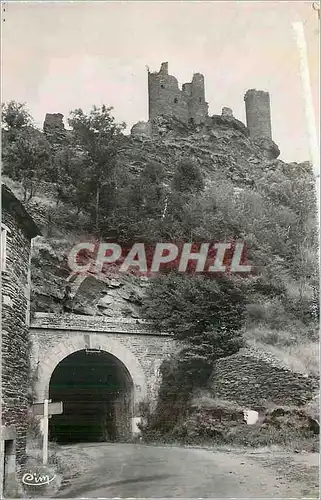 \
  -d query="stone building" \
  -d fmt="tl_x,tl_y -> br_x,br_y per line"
1,184 -> 40,496
148,62 -> 209,125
